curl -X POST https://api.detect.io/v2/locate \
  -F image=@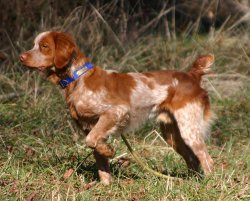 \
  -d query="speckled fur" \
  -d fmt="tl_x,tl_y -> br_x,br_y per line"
20,31 -> 216,184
